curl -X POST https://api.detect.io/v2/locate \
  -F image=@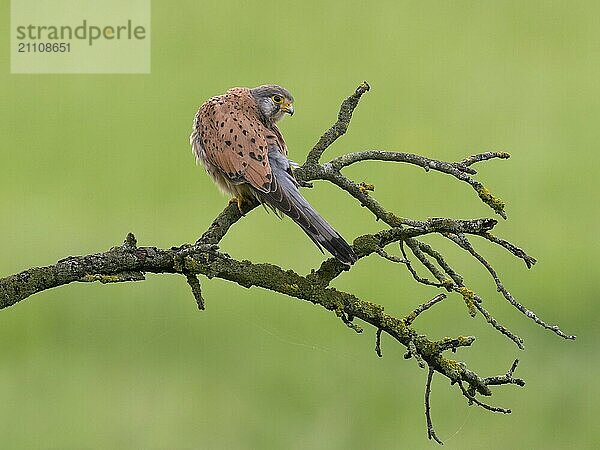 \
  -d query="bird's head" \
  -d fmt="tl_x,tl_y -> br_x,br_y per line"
250,85 -> 294,123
